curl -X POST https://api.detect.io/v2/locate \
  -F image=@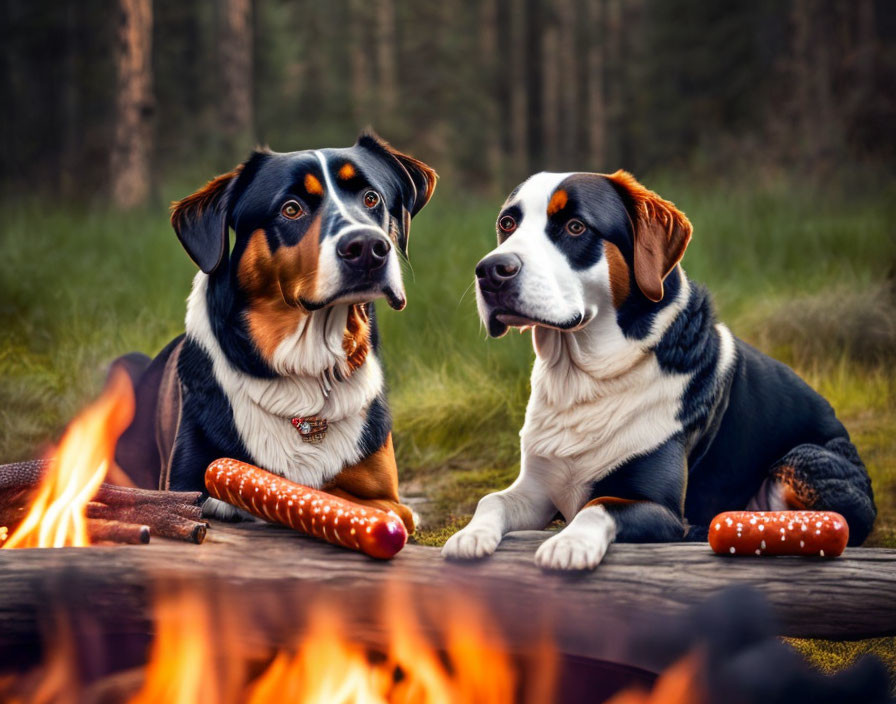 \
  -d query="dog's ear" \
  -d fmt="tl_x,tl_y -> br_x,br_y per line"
170,166 -> 243,273
606,170 -> 692,303
356,130 -> 438,221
